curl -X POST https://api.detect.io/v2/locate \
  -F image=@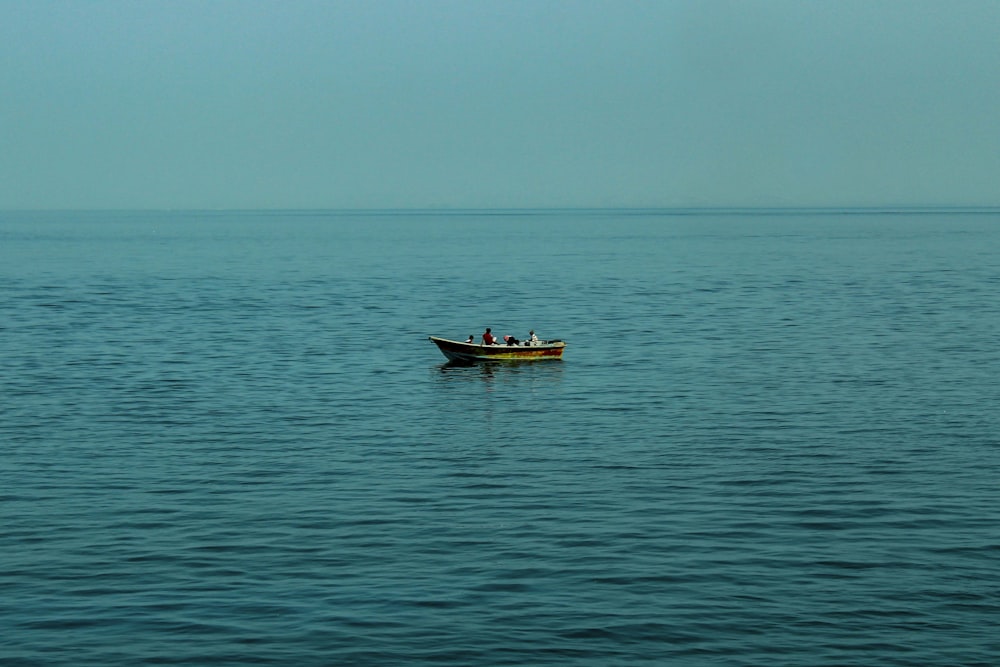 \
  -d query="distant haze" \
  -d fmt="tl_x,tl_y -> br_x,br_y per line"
2,0 -> 999,210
